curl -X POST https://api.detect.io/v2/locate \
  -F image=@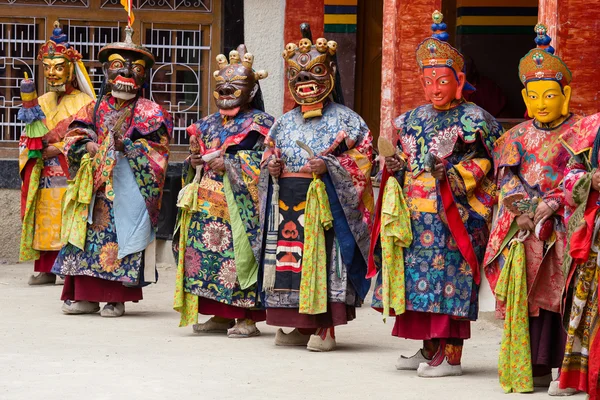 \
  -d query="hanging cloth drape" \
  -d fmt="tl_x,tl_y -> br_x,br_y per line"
60,153 -> 93,249
19,157 -> 43,262
380,175 -> 412,320
299,176 -> 333,315
262,172 -> 280,292
173,166 -> 203,327
496,230 -> 533,393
